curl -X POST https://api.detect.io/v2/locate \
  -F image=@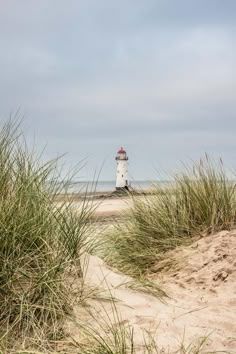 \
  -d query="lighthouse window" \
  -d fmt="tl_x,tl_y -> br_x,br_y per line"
122,174 -> 123,177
